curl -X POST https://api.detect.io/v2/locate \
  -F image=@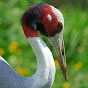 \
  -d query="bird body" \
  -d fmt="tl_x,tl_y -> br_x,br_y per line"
0,37 -> 55,88
0,3 -> 67,88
